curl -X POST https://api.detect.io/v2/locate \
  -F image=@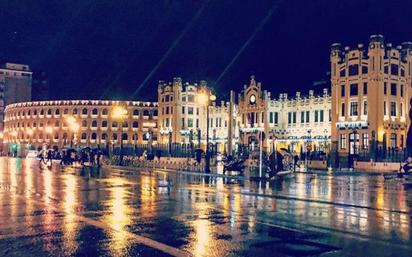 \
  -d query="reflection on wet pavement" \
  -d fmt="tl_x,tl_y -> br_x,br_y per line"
0,157 -> 411,256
